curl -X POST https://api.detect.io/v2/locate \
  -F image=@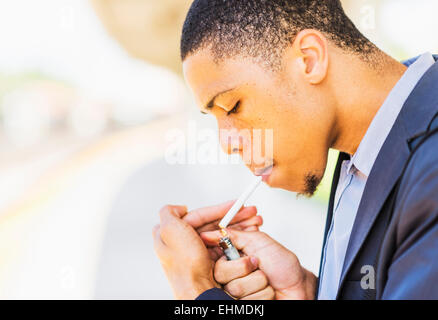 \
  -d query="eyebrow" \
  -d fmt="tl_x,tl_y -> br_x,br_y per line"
202,88 -> 235,113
